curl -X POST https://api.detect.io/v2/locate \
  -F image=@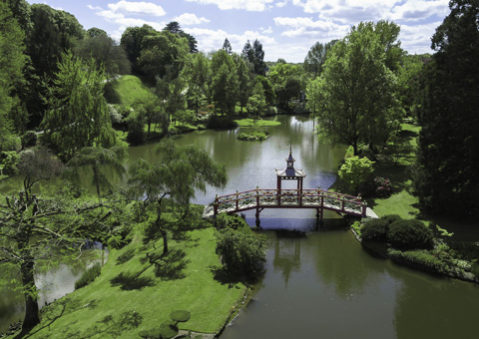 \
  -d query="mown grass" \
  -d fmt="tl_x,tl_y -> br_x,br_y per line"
234,118 -> 281,128
26,226 -> 246,338
113,75 -> 157,108
372,123 -> 421,219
